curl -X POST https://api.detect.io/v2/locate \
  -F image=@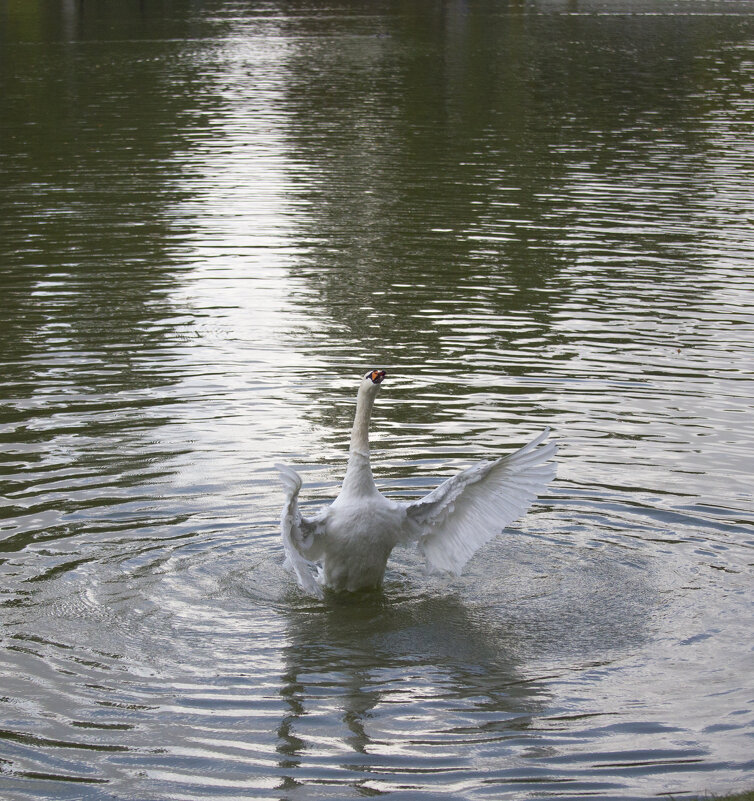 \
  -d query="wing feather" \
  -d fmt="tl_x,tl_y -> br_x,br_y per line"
275,463 -> 325,599
404,429 -> 556,574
